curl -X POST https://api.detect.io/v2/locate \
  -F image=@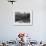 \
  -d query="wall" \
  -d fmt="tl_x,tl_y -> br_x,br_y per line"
0,0 -> 46,41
